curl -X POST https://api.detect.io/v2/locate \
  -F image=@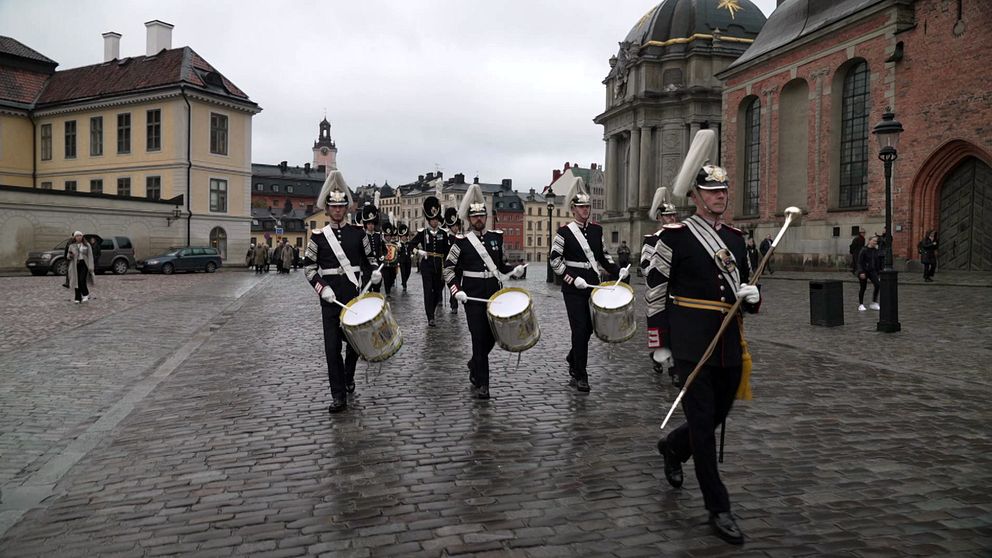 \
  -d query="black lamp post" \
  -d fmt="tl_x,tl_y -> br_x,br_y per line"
546,195 -> 555,282
872,108 -> 904,333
